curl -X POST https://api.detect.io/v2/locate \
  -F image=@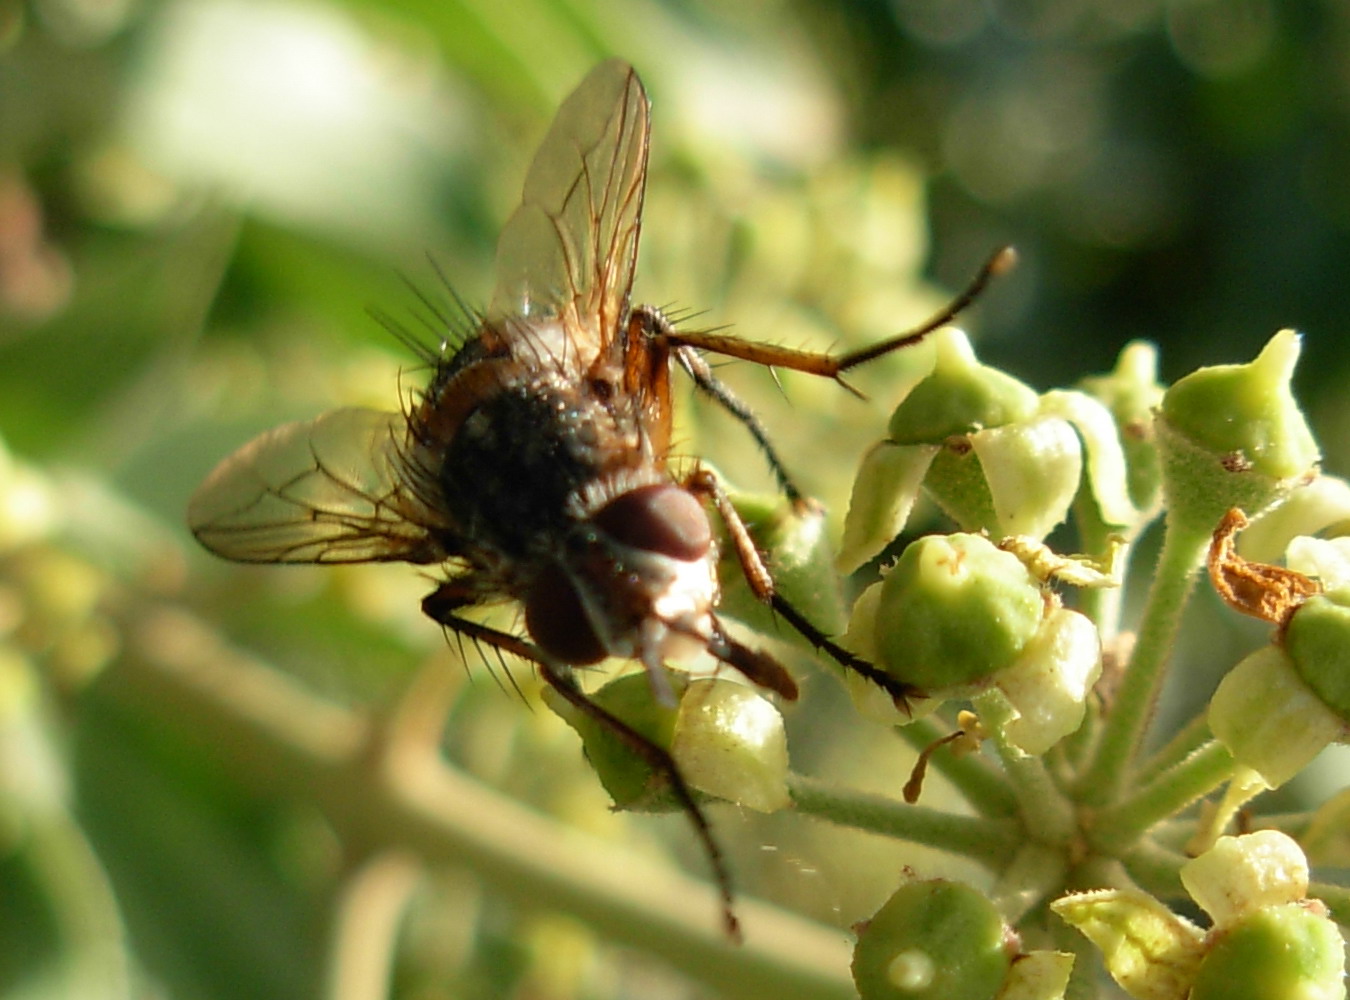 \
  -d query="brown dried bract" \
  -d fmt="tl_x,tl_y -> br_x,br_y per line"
1208,507 -> 1321,628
